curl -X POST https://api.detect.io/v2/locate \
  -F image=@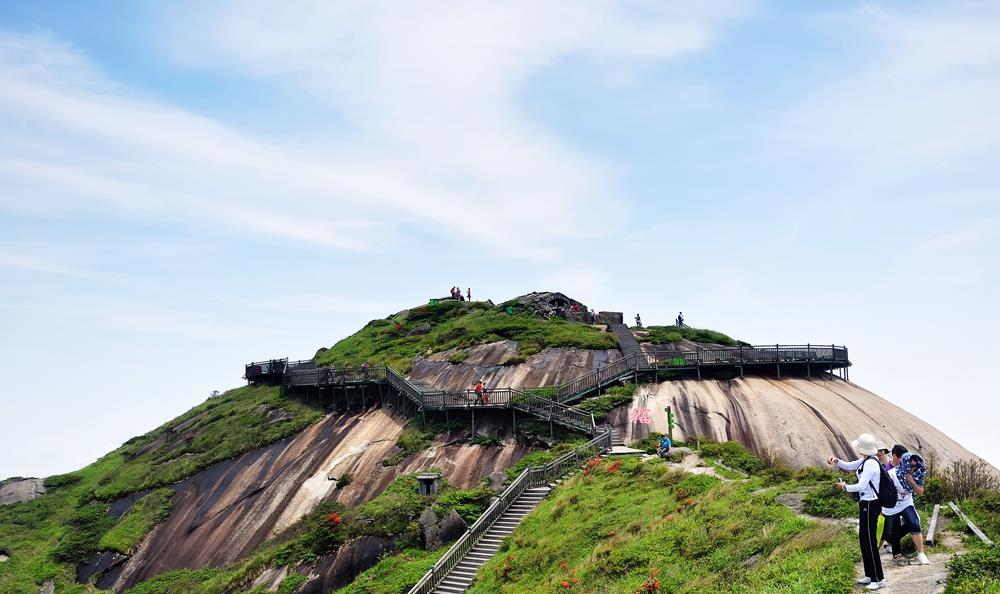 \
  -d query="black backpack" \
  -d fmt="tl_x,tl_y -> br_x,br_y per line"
867,460 -> 899,508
